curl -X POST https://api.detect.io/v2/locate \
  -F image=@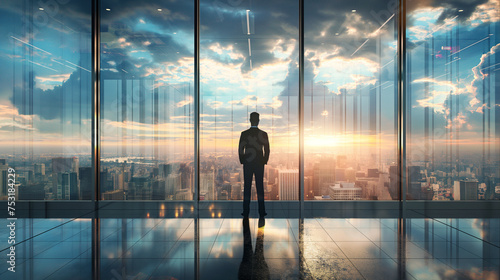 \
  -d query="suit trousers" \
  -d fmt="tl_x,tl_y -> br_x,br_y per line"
242,163 -> 266,215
